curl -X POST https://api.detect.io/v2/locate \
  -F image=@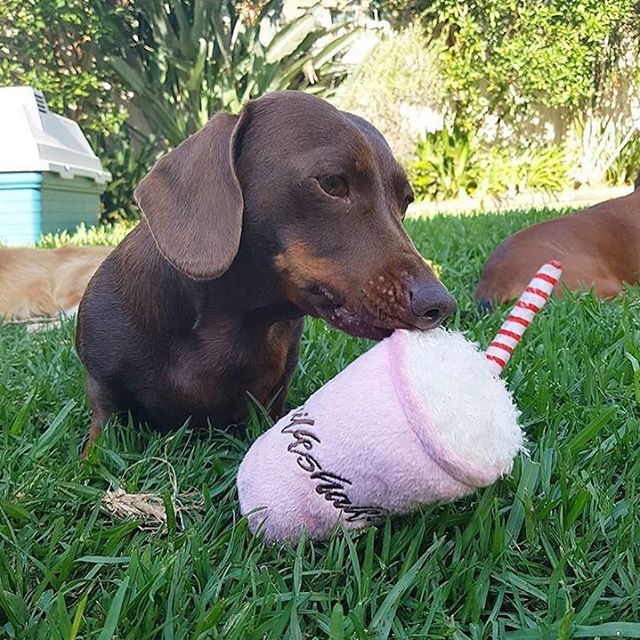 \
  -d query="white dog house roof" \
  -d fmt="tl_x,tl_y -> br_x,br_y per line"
0,86 -> 111,183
